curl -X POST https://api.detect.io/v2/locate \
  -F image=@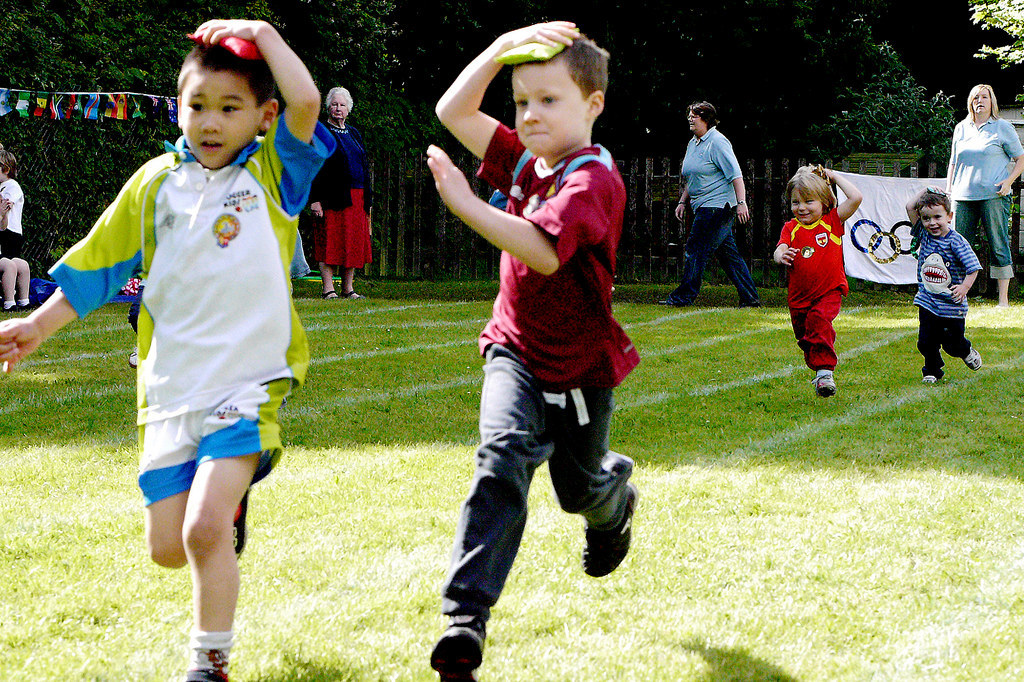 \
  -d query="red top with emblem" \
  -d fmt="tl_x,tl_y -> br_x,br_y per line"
475,124 -> 639,390
777,208 -> 848,309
